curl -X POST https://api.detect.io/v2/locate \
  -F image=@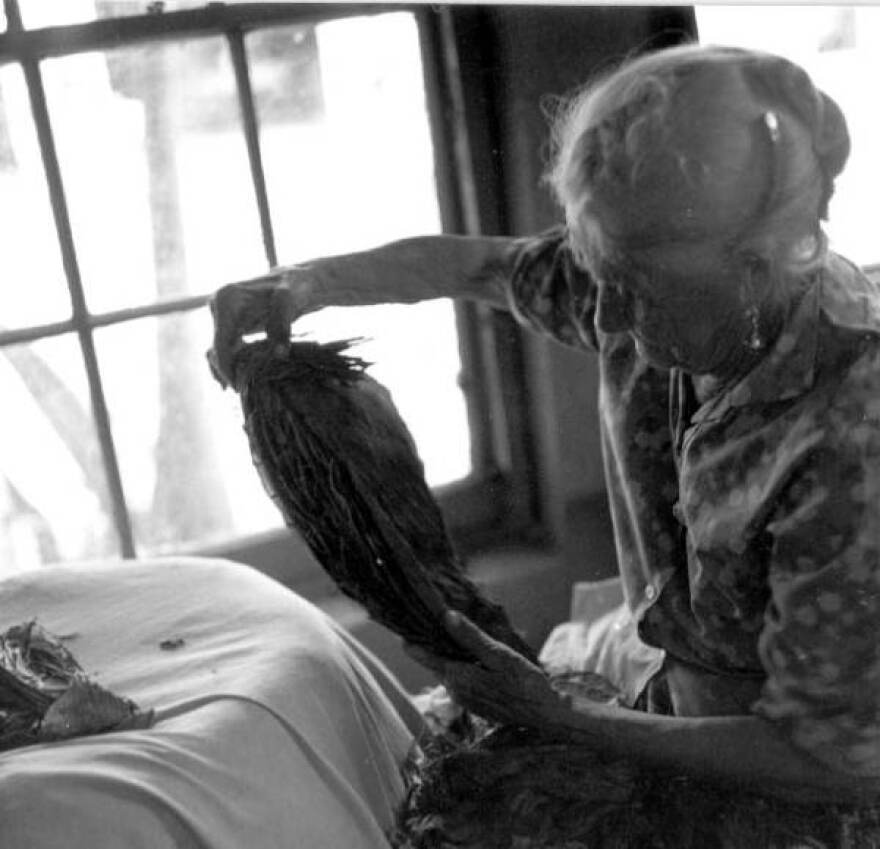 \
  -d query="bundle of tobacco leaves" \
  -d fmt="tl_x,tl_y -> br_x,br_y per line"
230,338 -> 536,664
391,717 -> 880,849
0,621 -> 151,752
